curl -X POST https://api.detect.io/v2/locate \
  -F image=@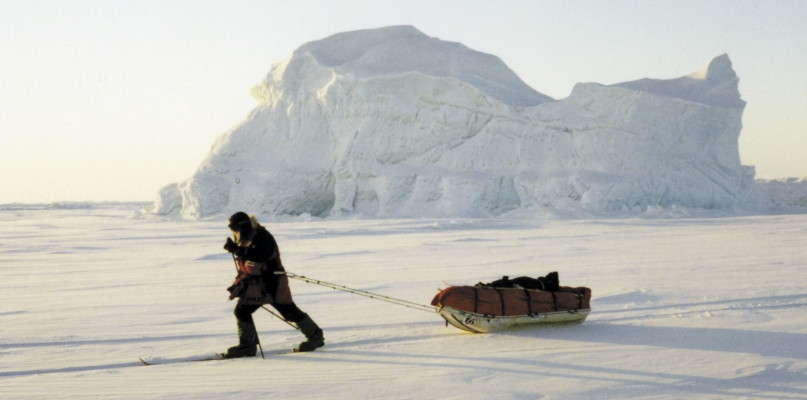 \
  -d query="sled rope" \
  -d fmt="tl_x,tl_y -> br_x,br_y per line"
283,272 -> 436,314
